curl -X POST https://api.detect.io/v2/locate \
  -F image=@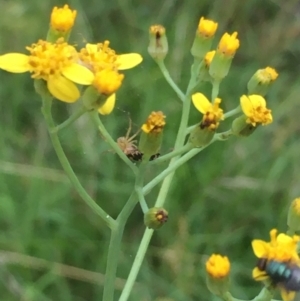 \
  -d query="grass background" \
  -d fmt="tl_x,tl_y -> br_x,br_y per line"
0,0 -> 300,300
